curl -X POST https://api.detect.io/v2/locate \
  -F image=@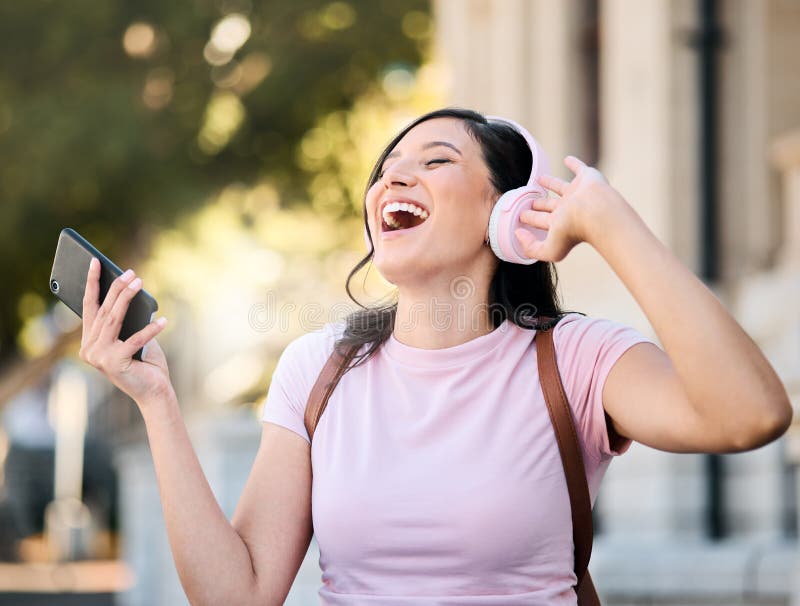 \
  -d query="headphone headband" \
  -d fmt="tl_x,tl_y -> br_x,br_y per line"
485,115 -> 547,188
